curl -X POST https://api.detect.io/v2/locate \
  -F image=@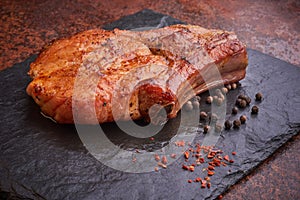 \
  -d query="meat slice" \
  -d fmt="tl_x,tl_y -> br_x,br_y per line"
26,24 -> 248,124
